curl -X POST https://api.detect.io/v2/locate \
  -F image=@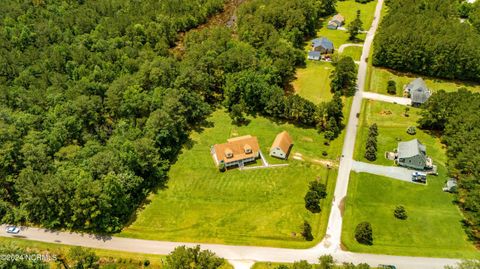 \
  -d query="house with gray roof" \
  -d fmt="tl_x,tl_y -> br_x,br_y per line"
395,139 -> 433,170
311,37 -> 334,54
404,78 -> 431,107
307,51 -> 321,60
327,14 -> 345,30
